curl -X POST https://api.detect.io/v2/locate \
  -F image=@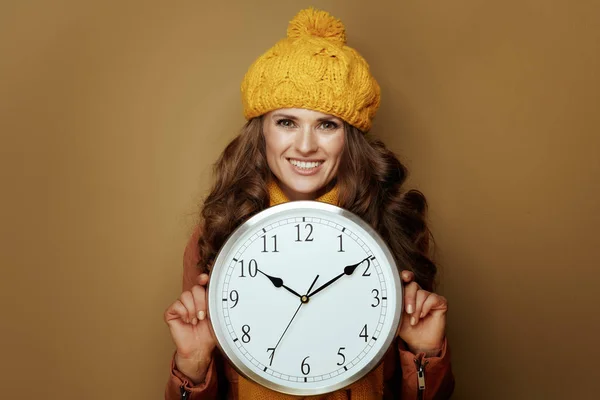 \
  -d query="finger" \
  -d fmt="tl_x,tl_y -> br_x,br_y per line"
164,299 -> 188,324
401,270 -> 415,283
179,291 -> 196,324
420,293 -> 448,318
412,290 -> 431,326
404,281 -> 419,315
191,284 -> 207,322
196,273 -> 209,286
